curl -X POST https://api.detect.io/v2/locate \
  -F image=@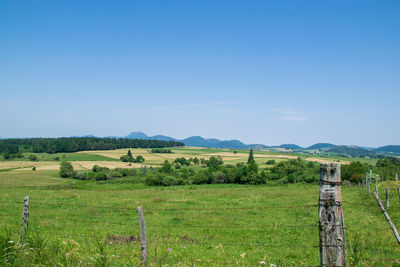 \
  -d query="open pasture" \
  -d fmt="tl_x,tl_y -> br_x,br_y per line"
0,168 -> 399,266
